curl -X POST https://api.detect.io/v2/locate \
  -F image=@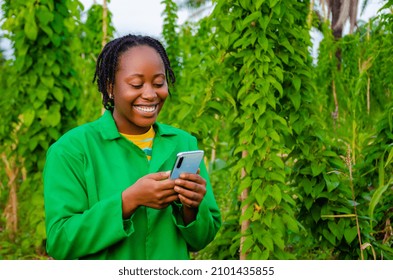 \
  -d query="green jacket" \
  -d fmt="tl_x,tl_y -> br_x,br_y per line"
44,110 -> 221,260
